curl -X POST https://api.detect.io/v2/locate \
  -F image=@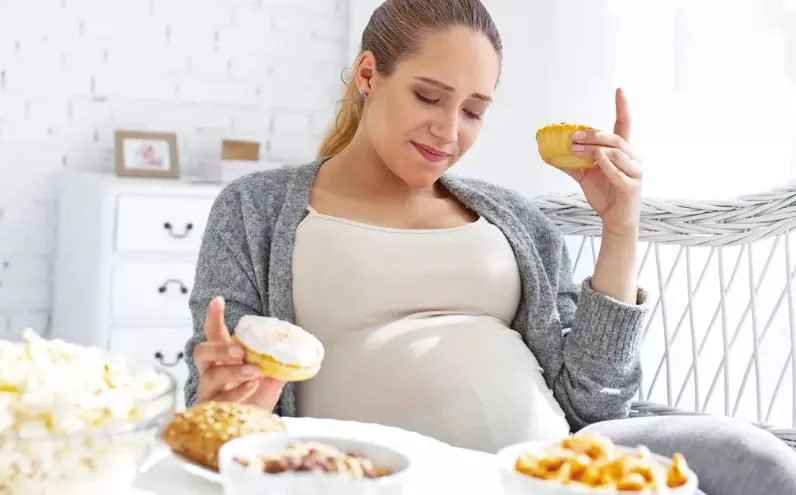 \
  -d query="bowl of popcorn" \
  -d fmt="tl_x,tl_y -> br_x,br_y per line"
0,329 -> 177,495
496,432 -> 699,494
218,433 -> 414,495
